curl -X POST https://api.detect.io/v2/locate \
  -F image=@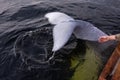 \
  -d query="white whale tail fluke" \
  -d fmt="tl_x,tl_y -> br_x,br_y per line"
45,12 -> 74,25
73,20 -> 107,41
44,12 -> 107,52
52,21 -> 77,52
